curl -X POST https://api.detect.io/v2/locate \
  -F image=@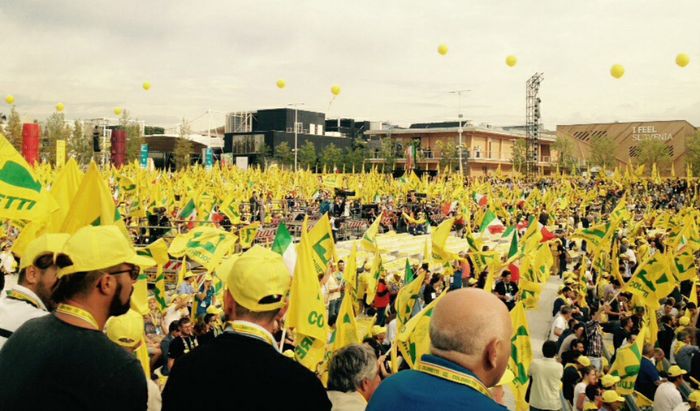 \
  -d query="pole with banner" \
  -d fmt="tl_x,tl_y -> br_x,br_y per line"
56,139 -> 66,167
205,147 -> 213,170
140,144 -> 149,169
